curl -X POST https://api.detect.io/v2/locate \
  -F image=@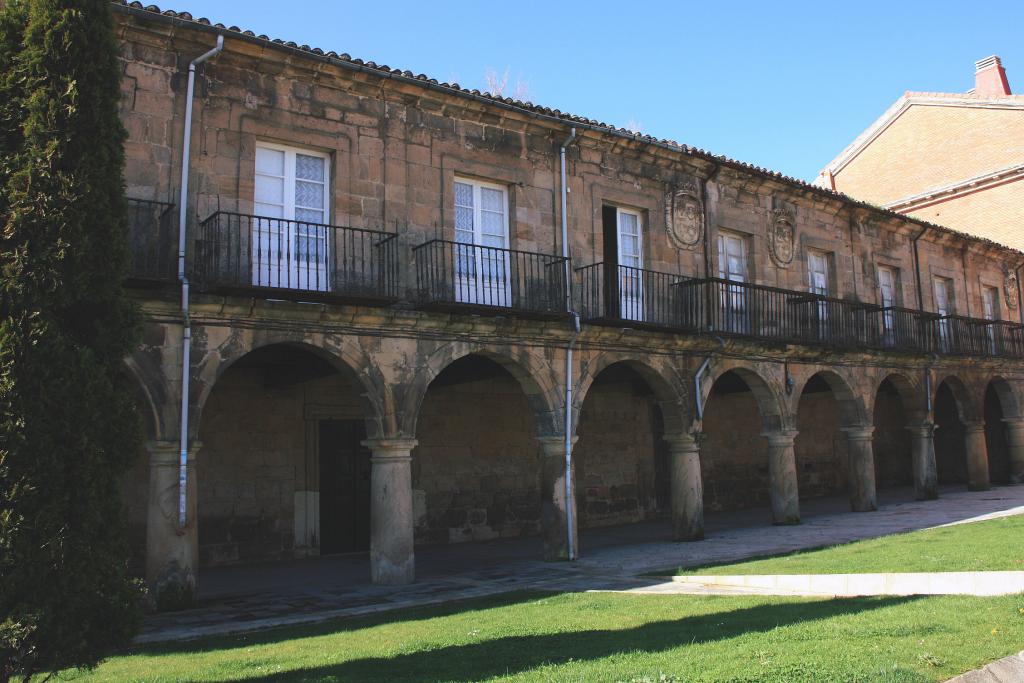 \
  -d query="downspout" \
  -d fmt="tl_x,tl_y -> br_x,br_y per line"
1016,262 -> 1023,325
911,225 -> 929,311
560,127 -> 578,560
694,336 -> 726,421
177,34 -> 224,530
